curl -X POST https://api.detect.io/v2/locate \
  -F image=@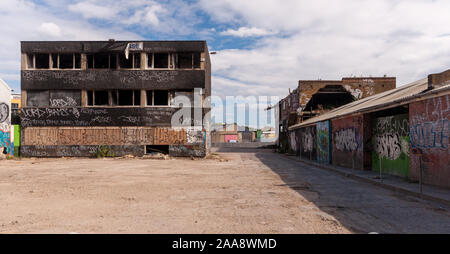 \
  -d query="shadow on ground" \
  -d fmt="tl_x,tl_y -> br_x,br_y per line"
215,147 -> 450,234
